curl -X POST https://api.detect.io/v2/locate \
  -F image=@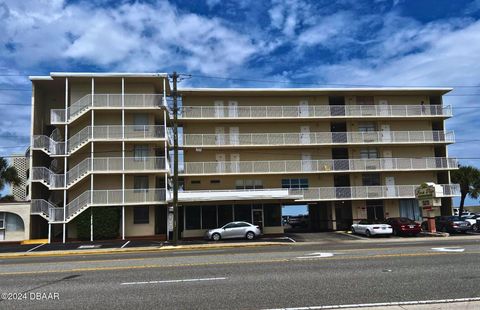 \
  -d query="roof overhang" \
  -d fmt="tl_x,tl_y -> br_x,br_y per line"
30,72 -> 169,80
178,87 -> 453,96
178,189 -> 302,203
